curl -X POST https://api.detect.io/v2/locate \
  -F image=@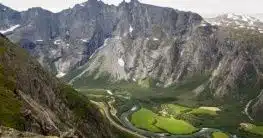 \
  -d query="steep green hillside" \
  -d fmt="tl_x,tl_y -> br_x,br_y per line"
0,35 -> 119,137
